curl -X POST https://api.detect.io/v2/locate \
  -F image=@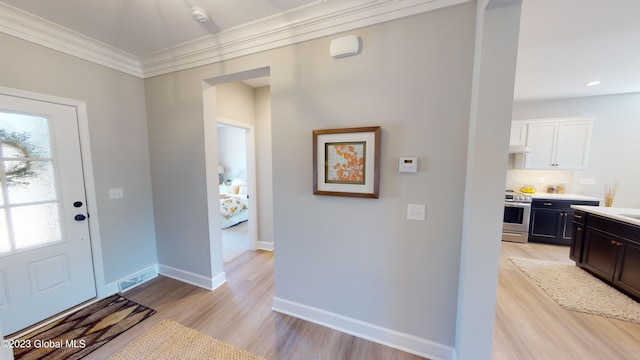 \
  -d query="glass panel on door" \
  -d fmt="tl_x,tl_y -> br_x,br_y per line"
0,112 -> 62,254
